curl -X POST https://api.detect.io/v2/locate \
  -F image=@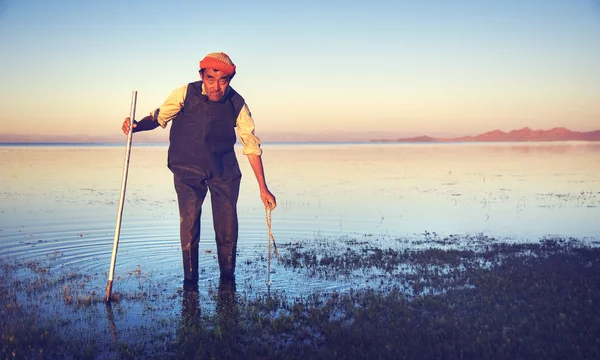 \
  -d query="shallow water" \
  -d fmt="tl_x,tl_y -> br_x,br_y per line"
1,142 -> 599,296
